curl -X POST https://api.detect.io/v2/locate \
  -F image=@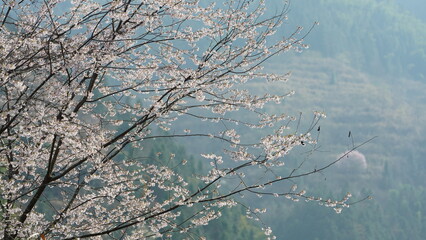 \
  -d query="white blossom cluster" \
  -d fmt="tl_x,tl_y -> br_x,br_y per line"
0,0 -> 354,239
